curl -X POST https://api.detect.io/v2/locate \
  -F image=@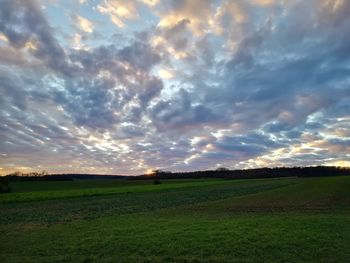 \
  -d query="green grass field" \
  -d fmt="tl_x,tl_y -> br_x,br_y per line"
1,176 -> 350,262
